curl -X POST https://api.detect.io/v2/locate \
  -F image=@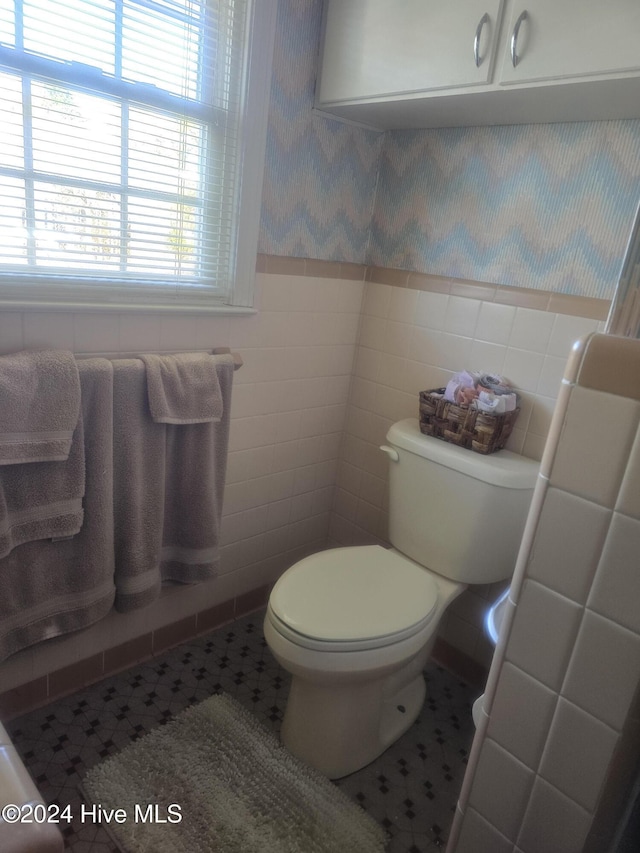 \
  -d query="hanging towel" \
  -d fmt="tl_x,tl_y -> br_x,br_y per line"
112,353 -> 234,612
161,354 -> 234,583
112,359 -> 166,612
0,356 -> 85,558
0,358 -> 115,662
0,349 -> 80,464
140,352 -> 225,424
0,414 -> 85,559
